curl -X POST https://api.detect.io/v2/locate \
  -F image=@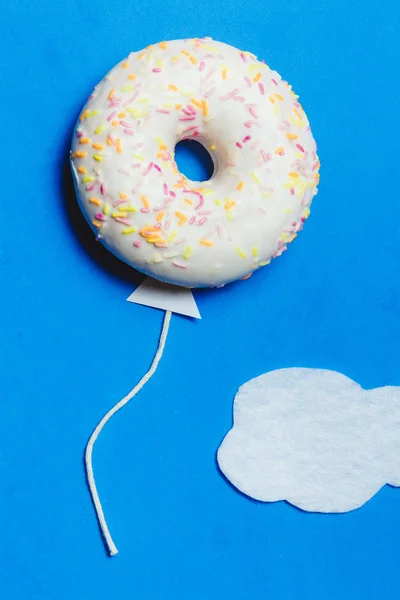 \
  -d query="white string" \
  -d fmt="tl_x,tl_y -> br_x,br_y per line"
84,310 -> 172,556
